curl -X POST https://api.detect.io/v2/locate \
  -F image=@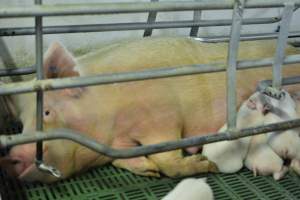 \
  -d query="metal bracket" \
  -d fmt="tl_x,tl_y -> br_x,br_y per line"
143,0 -> 158,37
35,160 -> 62,178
